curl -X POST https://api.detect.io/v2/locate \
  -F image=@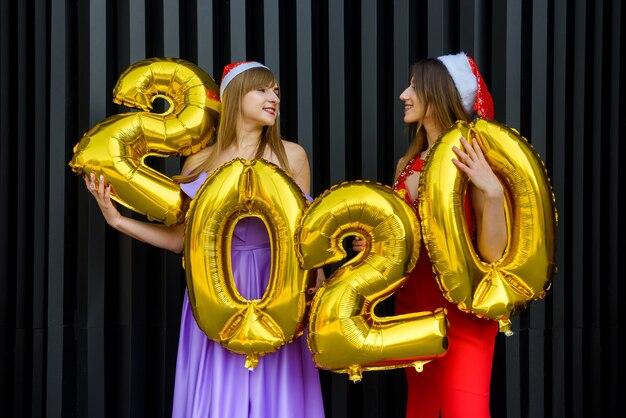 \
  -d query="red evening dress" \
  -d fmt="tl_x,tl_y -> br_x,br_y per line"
394,156 -> 498,418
